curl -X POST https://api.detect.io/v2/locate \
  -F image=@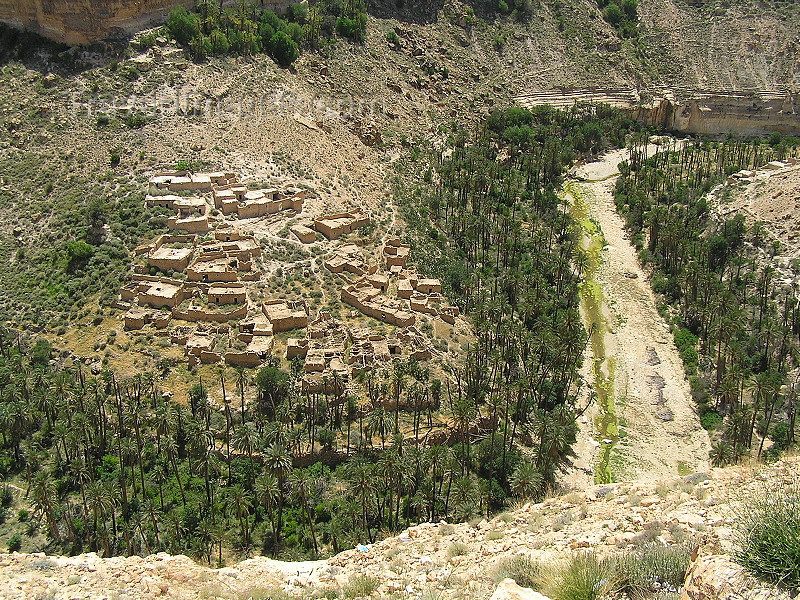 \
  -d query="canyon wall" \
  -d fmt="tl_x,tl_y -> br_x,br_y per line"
516,90 -> 800,137
0,0 -> 291,45
632,92 -> 800,137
